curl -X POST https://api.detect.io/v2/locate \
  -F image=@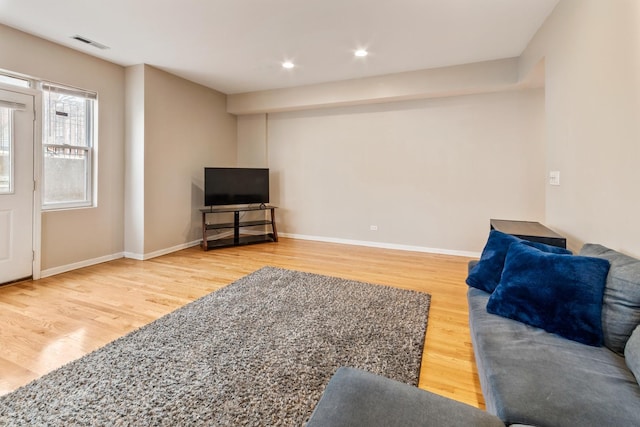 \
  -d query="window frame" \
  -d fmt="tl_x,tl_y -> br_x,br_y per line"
41,82 -> 97,210
0,73 -> 31,89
